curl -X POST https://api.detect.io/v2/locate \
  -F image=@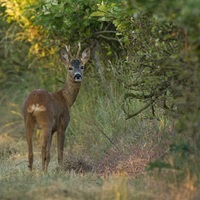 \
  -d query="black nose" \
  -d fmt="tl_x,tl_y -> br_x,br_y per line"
74,74 -> 82,80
